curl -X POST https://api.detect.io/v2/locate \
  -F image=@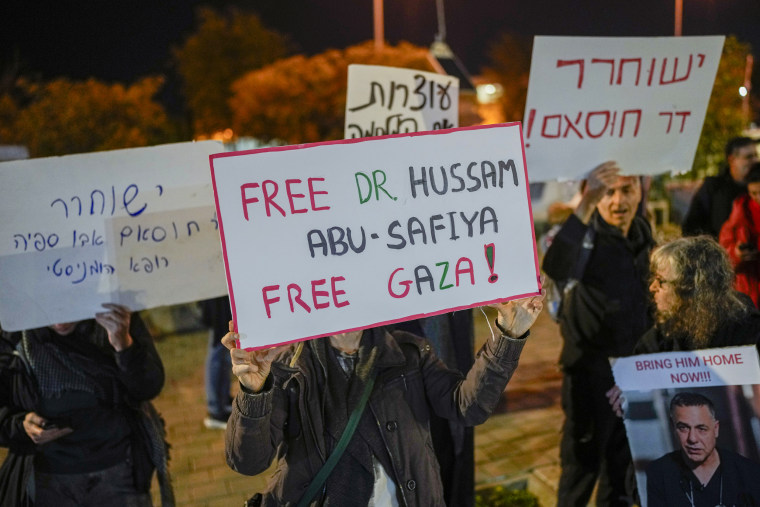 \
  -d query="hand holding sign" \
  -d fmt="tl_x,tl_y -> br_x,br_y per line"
489,292 -> 545,338
222,321 -> 289,393
94,303 -> 133,351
